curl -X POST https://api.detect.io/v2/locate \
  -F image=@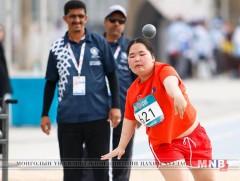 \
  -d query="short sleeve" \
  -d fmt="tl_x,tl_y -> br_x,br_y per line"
45,51 -> 59,82
159,65 -> 180,84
